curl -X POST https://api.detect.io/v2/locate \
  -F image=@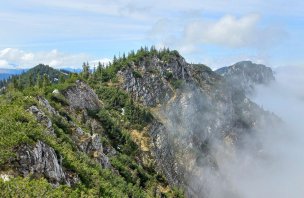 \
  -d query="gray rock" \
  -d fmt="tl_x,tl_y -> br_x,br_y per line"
37,96 -> 59,116
16,141 -> 77,186
61,80 -> 101,111
119,55 -> 222,107
70,124 -> 111,168
28,106 -> 55,136
119,68 -> 174,106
